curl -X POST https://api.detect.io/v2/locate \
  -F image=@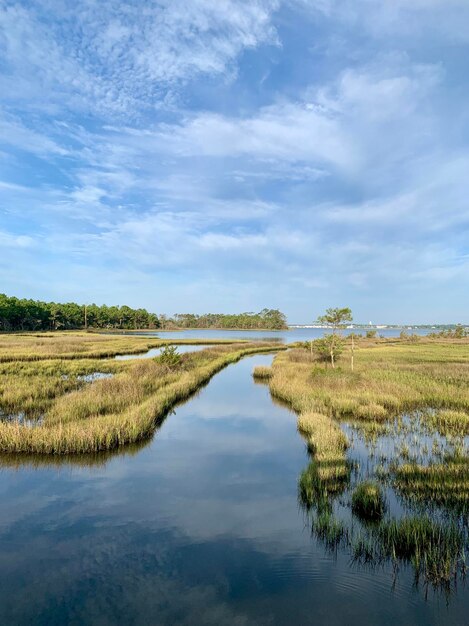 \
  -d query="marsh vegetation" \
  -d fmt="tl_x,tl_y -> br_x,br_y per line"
0,332 -> 245,362
0,333 -> 283,454
260,335 -> 469,590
